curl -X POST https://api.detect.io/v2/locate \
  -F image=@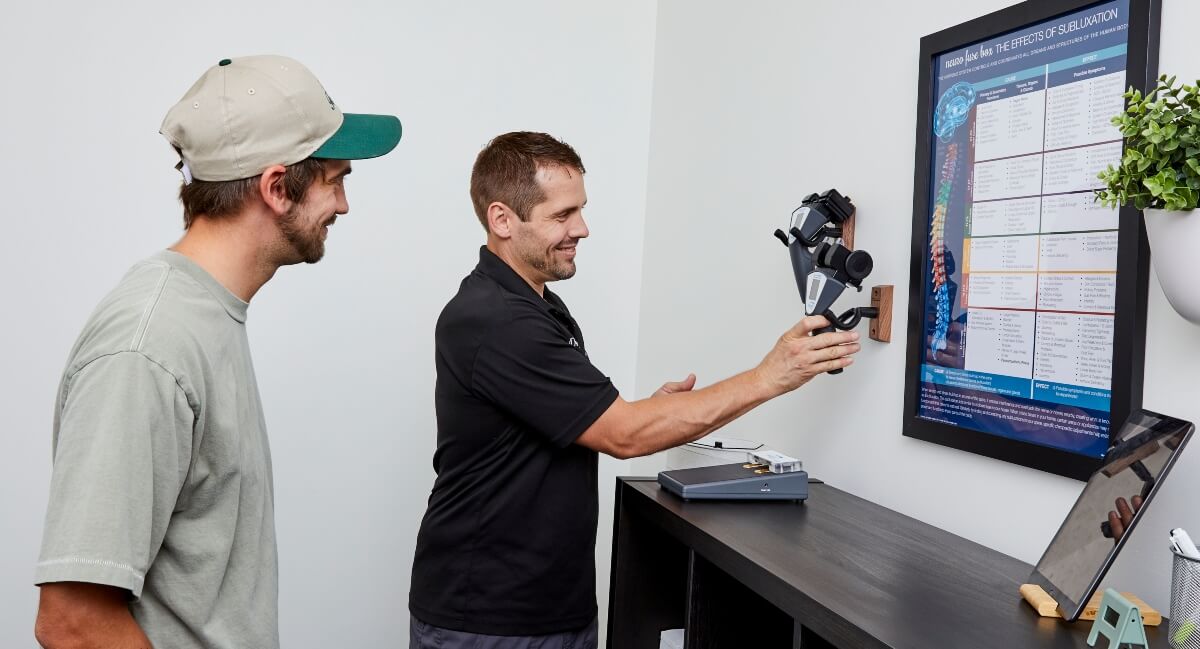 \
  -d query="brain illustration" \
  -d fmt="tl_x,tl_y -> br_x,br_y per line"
934,82 -> 977,142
